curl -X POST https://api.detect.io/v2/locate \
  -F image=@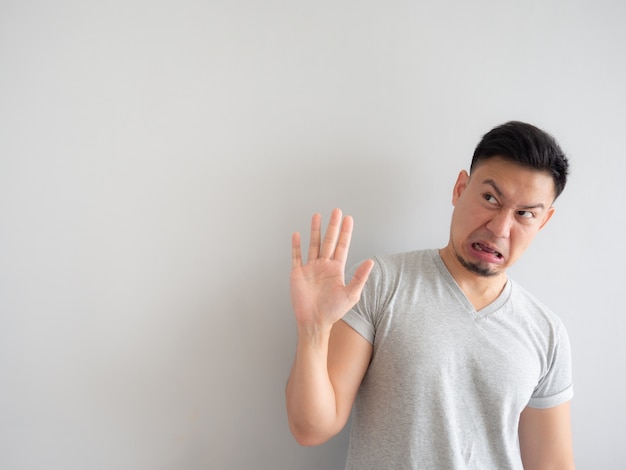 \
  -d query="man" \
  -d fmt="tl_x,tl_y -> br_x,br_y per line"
286,121 -> 575,469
